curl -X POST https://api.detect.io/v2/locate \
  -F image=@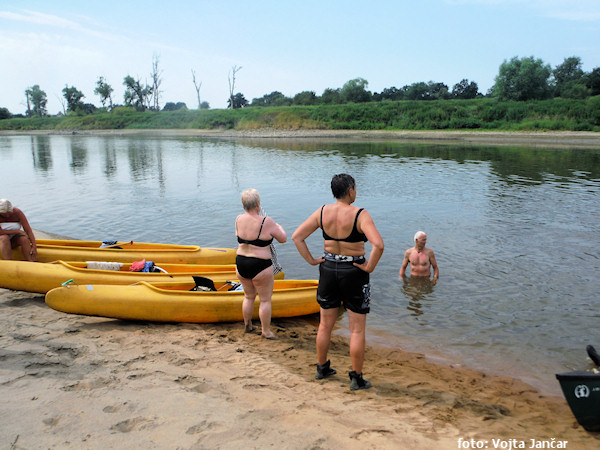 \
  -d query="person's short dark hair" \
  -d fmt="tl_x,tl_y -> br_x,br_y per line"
331,174 -> 356,199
